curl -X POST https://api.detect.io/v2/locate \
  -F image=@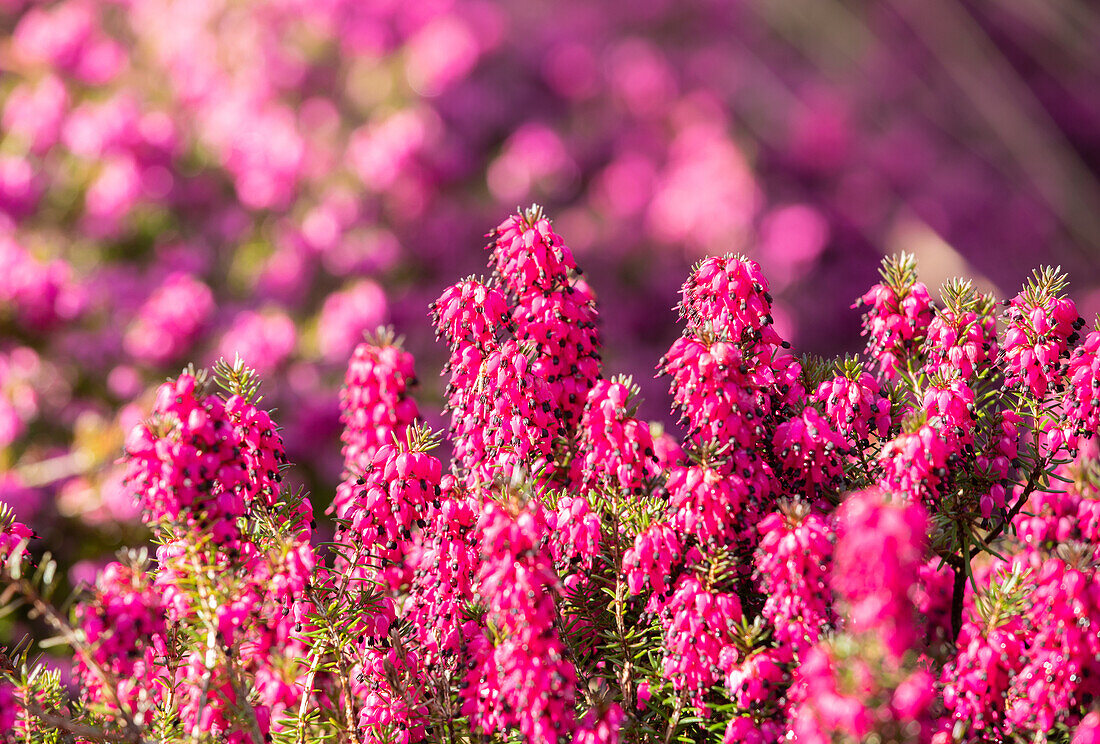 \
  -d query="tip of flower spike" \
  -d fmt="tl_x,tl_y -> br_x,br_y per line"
1021,265 -> 1070,305
116,546 -> 152,575
899,411 -> 930,435
690,321 -> 728,346
694,546 -> 739,591
362,325 -> 403,348
685,438 -> 737,469
596,375 -> 644,418
973,565 -> 1031,629
879,252 -> 920,292
212,355 -> 264,405
834,355 -> 866,381
776,498 -> 813,525
731,615 -> 773,656
521,203 -> 546,228
400,421 -> 442,453
609,373 -> 641,397
1068,456 -> 1100,495
1056,541 -> 1098,571
0,502 -> 27,533
798,354 -> 832,389
173,363 -> 211,394
939,277 -> 996,316
486,465 -> 545,514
